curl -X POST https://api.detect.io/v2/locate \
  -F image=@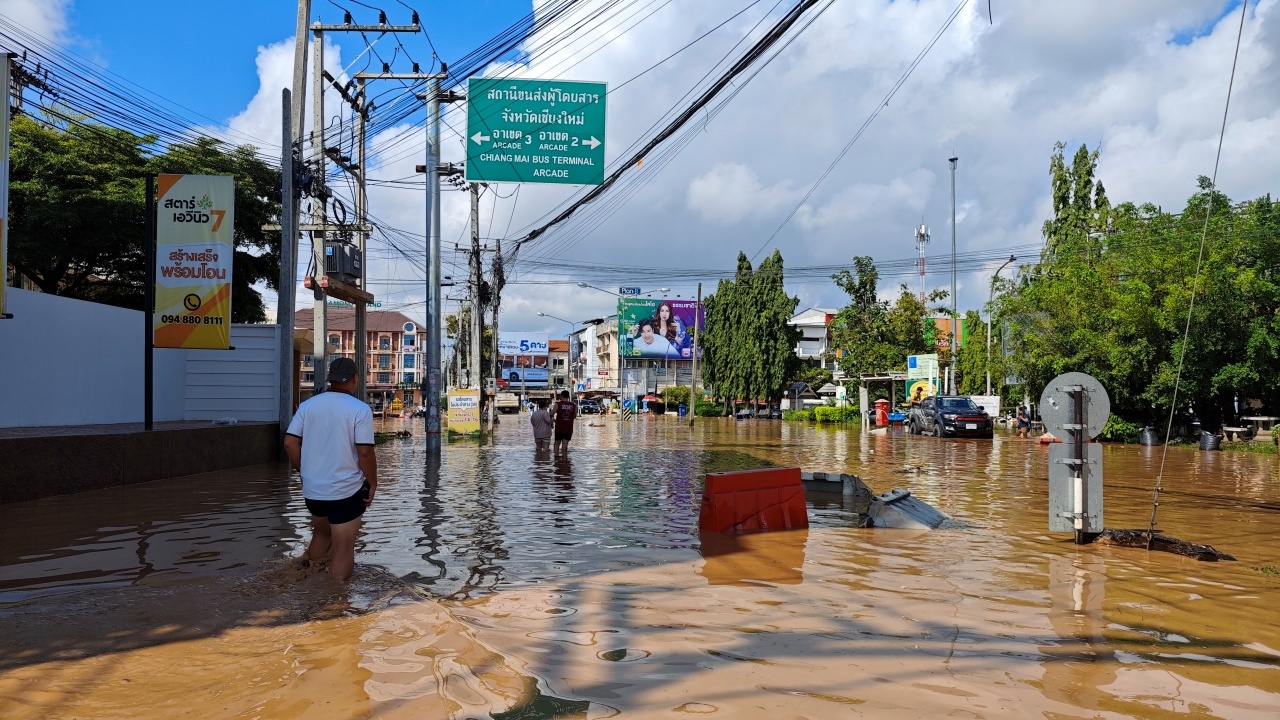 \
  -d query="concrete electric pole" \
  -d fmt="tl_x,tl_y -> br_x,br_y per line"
470,182 -> 482,390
